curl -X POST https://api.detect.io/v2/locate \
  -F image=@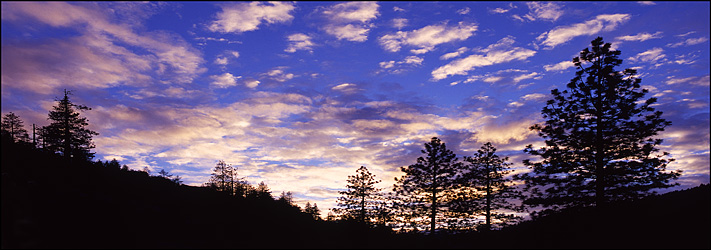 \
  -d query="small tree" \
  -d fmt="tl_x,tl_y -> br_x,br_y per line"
304,202 -> 321,220
205,160 -> 243,196
247,181 -> 272,200
42,89 -> 99,161
394,137 -> 460,234
459,142 -> 524,231
516,37 -> 680,213
335,166 -> 382,224
1,112 -> 30,143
